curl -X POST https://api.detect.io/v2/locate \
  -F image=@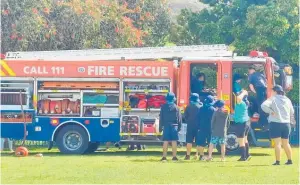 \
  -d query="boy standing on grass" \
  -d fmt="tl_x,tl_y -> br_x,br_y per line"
196,95 -> 215,160
184,93 -> 202,160
206,100 -> 229,161
159,92 -> 182,161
